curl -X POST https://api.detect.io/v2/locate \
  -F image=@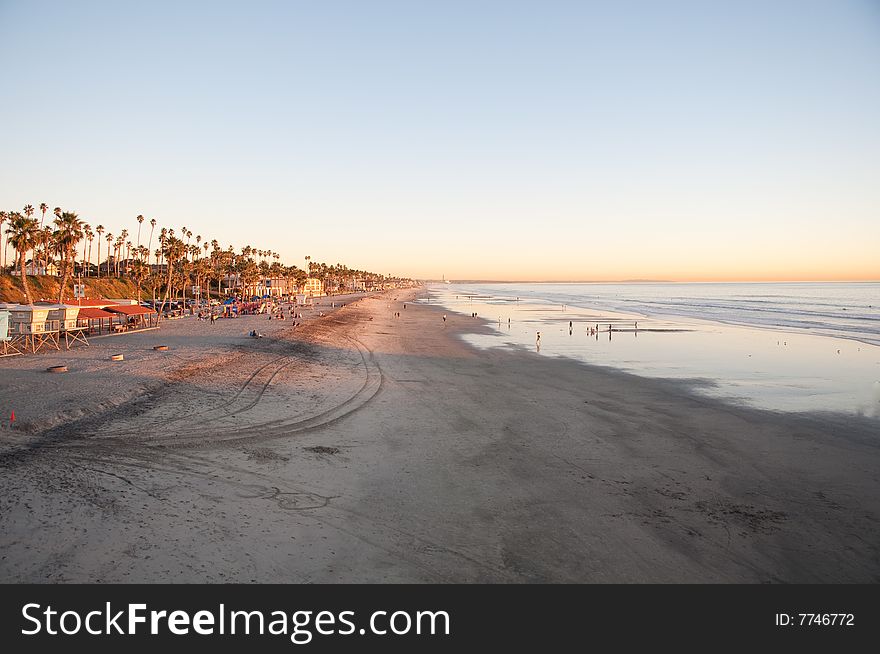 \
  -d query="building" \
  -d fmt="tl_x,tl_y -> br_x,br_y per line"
303,277 -> 323,297
259,277 -> 289,298
11,260 -> 59,276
